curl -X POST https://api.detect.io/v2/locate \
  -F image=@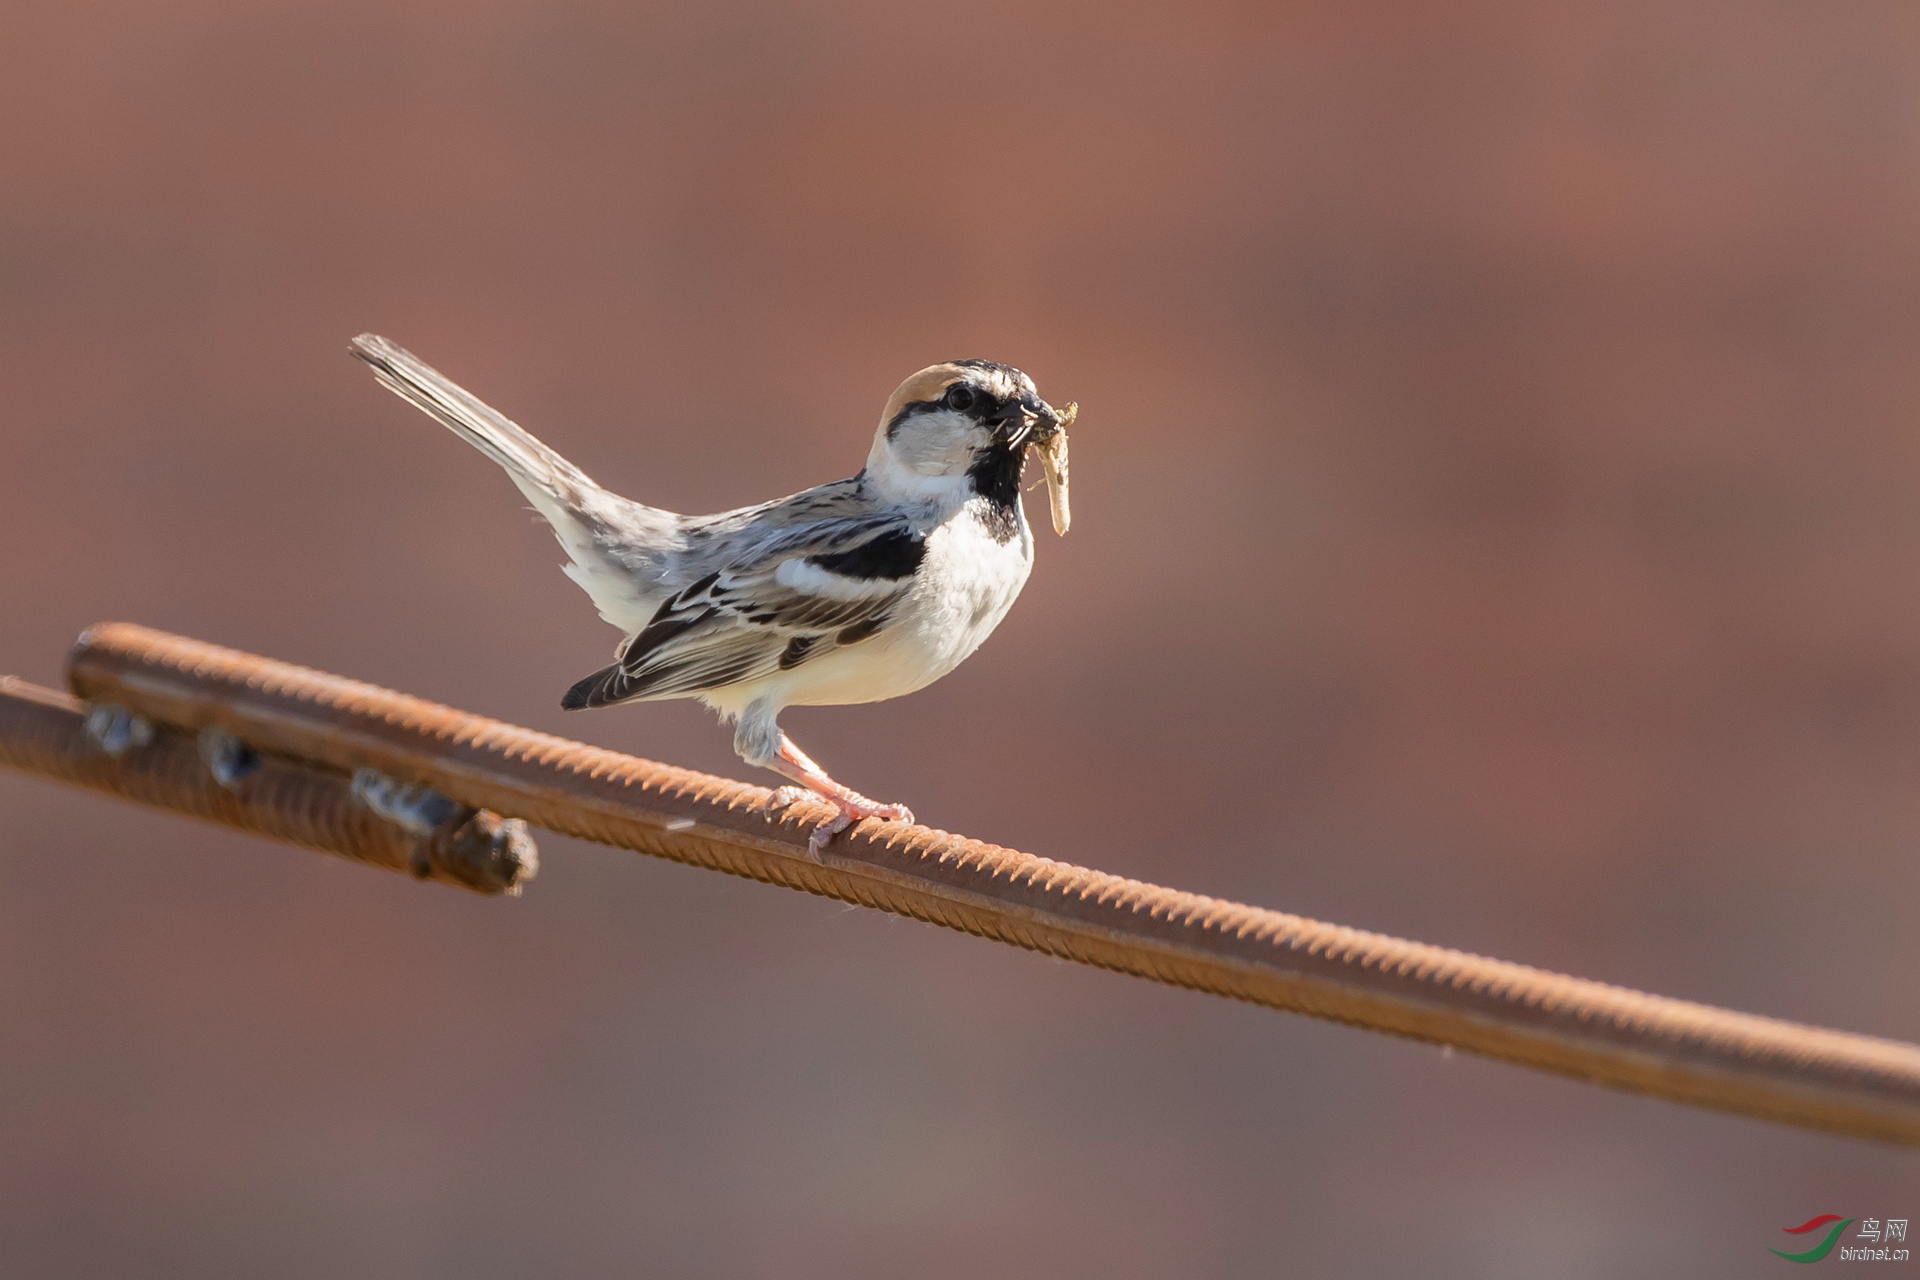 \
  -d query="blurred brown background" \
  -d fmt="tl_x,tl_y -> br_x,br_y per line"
4,0 -> 1920,1275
